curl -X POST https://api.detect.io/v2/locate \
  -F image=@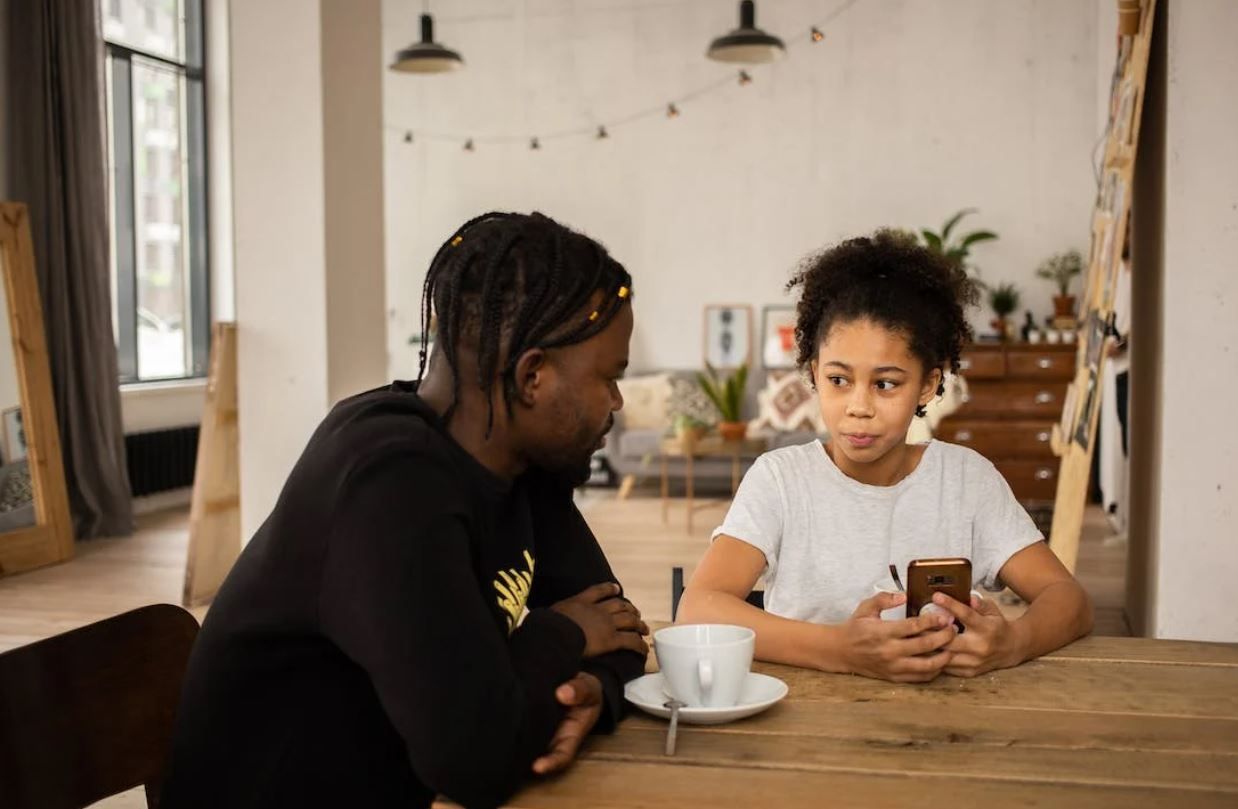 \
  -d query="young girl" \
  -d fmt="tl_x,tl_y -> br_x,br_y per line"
678,232 -> 1093,683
